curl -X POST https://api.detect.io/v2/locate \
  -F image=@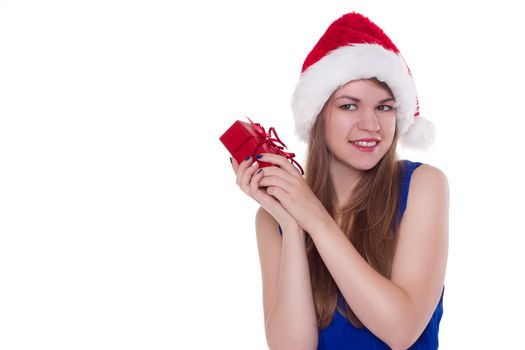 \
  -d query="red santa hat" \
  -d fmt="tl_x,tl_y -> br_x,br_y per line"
291,12 -> 435,150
